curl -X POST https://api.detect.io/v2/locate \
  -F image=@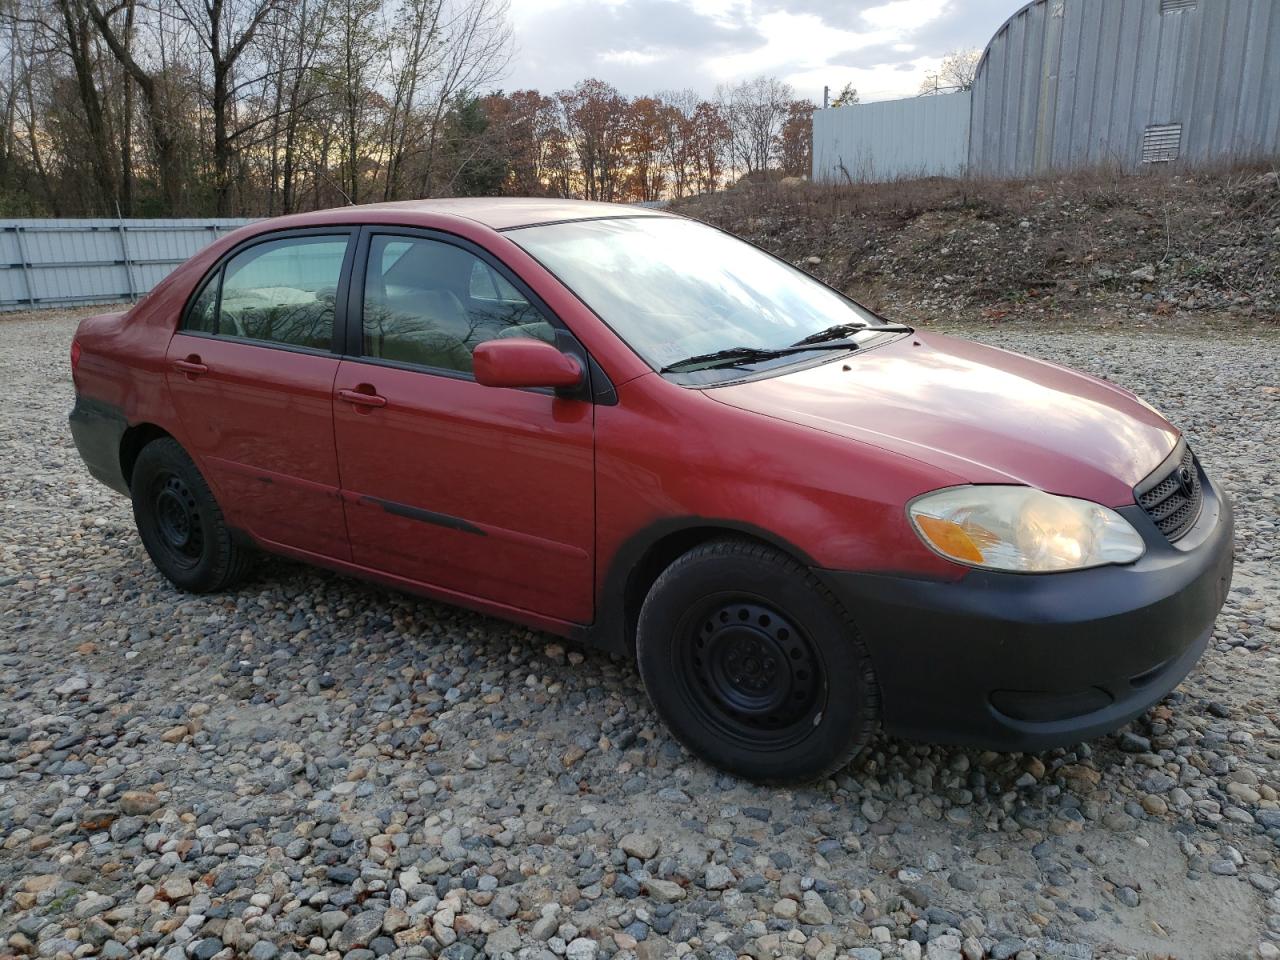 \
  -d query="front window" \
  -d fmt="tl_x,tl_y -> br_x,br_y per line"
509,216 -> 898,379
362,234 -> 554,375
